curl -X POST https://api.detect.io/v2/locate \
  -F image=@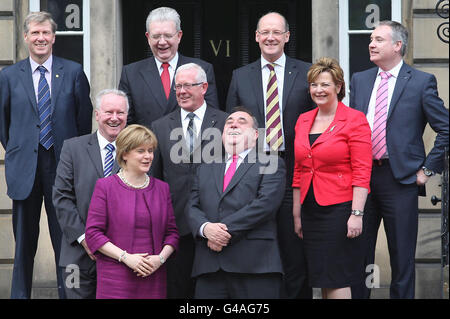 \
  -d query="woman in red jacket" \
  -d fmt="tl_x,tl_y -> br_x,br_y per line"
292,58 -> 372,299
